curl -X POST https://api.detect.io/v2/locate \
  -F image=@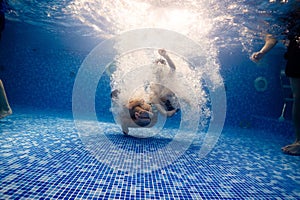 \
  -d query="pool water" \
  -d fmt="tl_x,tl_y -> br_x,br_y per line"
0,108 -> 299,199
1,0 -> 300,199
